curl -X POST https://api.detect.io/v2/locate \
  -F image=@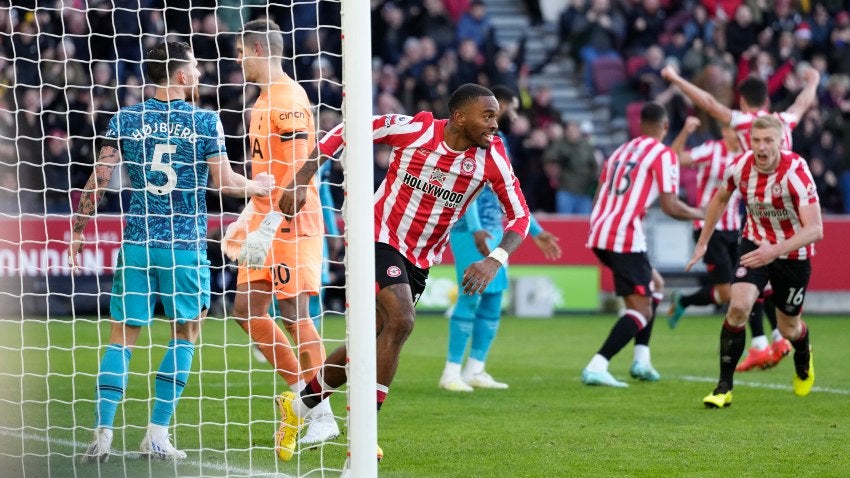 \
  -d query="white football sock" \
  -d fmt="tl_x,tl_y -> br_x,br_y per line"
586,354 -> 609,373
463,358 -> 485,377
147,423 -> 168,441
751,335 -> 769,350
443,361 -> 462,377
633,344 -> 651,364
